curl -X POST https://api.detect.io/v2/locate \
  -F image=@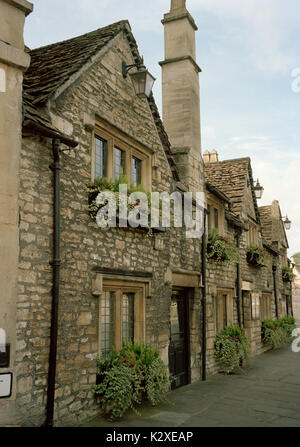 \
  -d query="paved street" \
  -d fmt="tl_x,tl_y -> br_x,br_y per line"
83,346 -> 300,427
